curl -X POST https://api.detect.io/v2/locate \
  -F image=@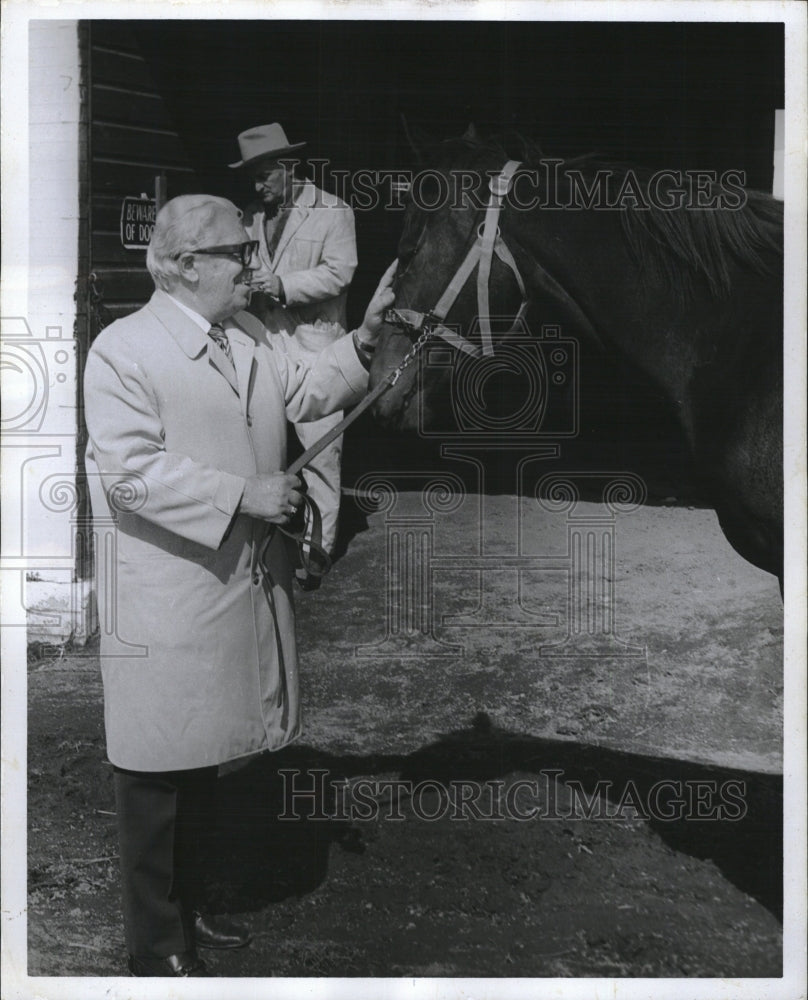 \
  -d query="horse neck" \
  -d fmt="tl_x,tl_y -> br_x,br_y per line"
505,205 -> 704,410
